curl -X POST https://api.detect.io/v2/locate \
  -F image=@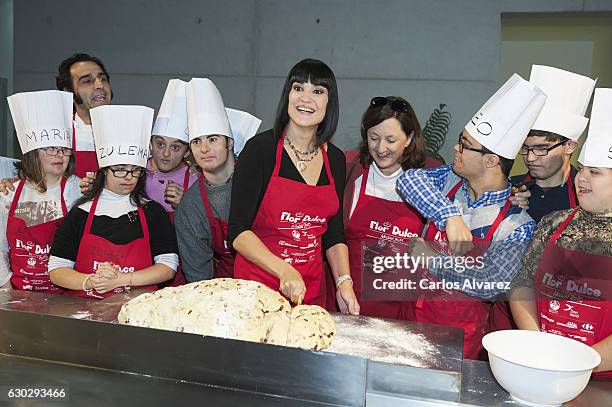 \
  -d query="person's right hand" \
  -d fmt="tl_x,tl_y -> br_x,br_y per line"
510,185 -> 531,210
0,178 -> 17,195
279,266 -> 306,304
445,215 -> 474,256
79,172 -> 96,194
93,262 -> 119,280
